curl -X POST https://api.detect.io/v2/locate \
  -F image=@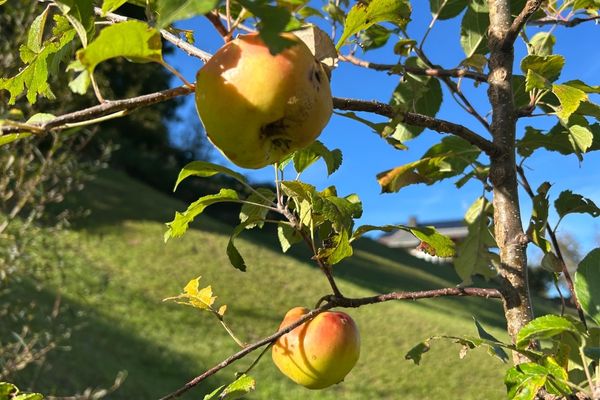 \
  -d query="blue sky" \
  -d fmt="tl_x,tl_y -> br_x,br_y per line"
165,2 -> 600,261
